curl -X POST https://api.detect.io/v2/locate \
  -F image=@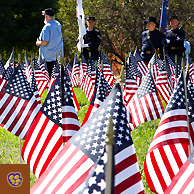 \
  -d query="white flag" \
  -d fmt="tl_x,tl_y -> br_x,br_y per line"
76,0 -> 86,52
